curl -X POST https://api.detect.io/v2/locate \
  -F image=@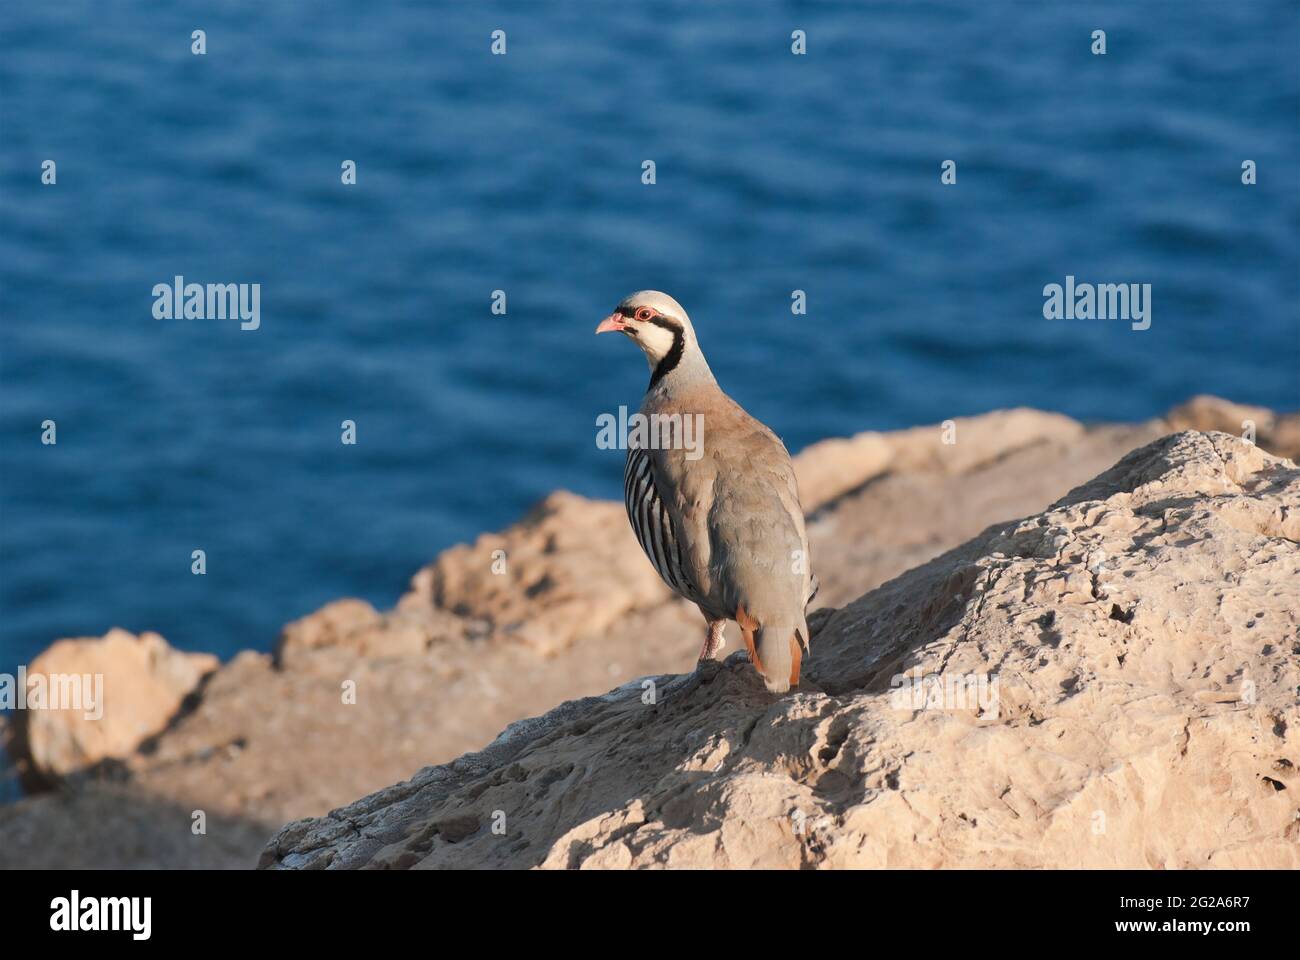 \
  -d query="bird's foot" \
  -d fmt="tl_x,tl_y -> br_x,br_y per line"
697,620 -> 726,662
